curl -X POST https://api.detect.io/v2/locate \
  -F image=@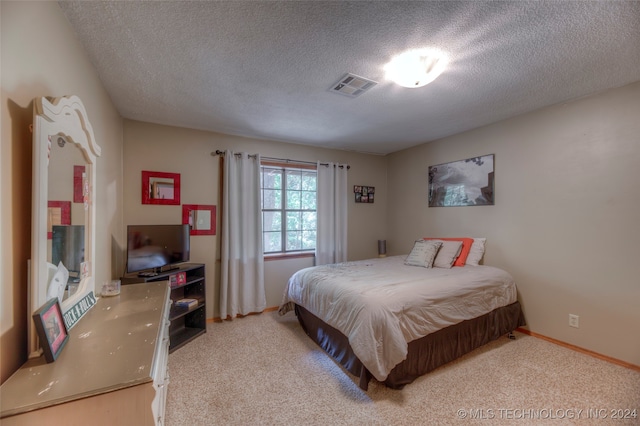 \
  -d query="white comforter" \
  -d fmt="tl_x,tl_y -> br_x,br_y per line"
279,256 -> 517,381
